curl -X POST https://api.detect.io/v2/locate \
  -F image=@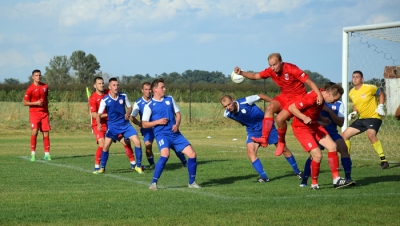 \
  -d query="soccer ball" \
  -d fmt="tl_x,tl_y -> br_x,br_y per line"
231,71 -> 244,84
